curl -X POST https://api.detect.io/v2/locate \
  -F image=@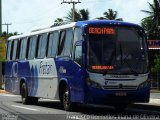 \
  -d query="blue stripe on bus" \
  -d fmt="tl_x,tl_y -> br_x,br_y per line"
33,65 -> 38,96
